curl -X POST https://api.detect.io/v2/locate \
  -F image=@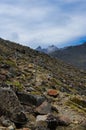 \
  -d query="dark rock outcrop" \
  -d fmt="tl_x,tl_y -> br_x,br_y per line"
0,88 -> 27,125
17,92 -> 45,106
